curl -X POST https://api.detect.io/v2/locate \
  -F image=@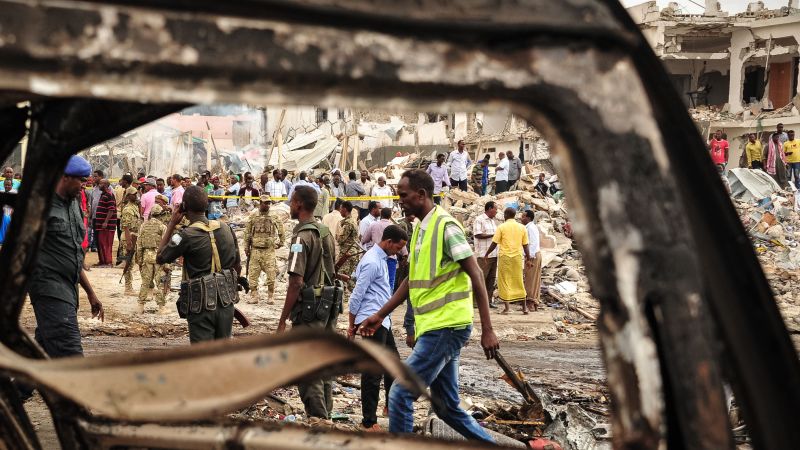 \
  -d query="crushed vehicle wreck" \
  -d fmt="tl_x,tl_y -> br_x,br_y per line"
0,0 -> 798,449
